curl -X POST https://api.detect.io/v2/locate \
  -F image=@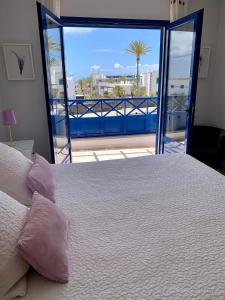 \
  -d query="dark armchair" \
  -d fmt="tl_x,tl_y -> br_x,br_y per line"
191,125 -> 225,169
